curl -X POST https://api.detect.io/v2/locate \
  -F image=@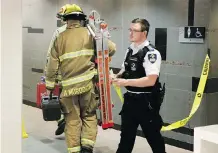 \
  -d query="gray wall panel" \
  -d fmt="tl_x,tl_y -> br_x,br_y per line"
189,92 -> 207,127
163,89 -> 192,126
205,93 -> 218,125
166,74 -> 192,91
195,0 -> 211,26
208,0 -> 218,78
